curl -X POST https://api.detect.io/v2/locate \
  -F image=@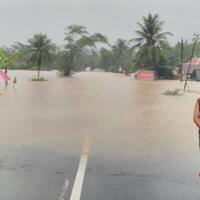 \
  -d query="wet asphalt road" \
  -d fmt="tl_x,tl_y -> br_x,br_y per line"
1,70 -> 200,200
